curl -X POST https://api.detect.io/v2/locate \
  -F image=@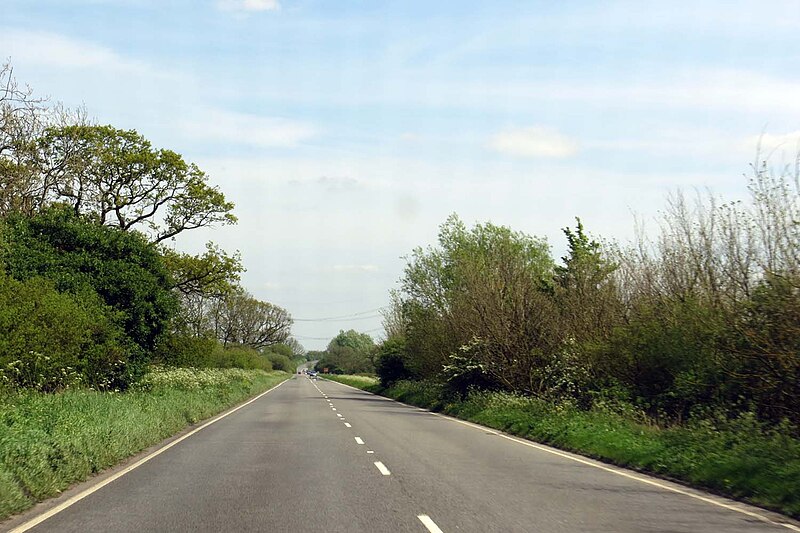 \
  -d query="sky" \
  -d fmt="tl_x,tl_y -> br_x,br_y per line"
2,0 -> 799,349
